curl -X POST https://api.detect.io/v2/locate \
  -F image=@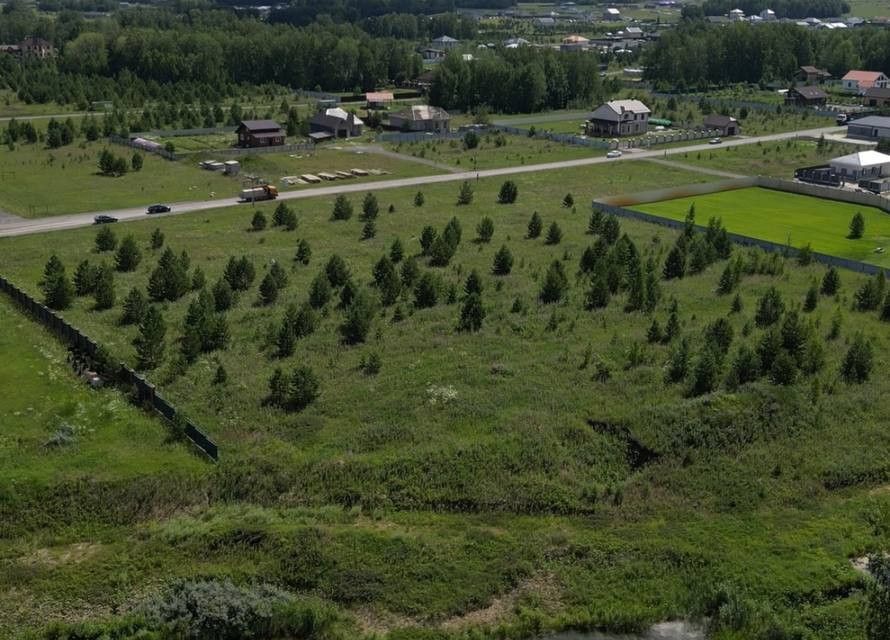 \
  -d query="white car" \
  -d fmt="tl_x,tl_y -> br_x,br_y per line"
709,137 -> 722,144
606,150 -> 622,158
